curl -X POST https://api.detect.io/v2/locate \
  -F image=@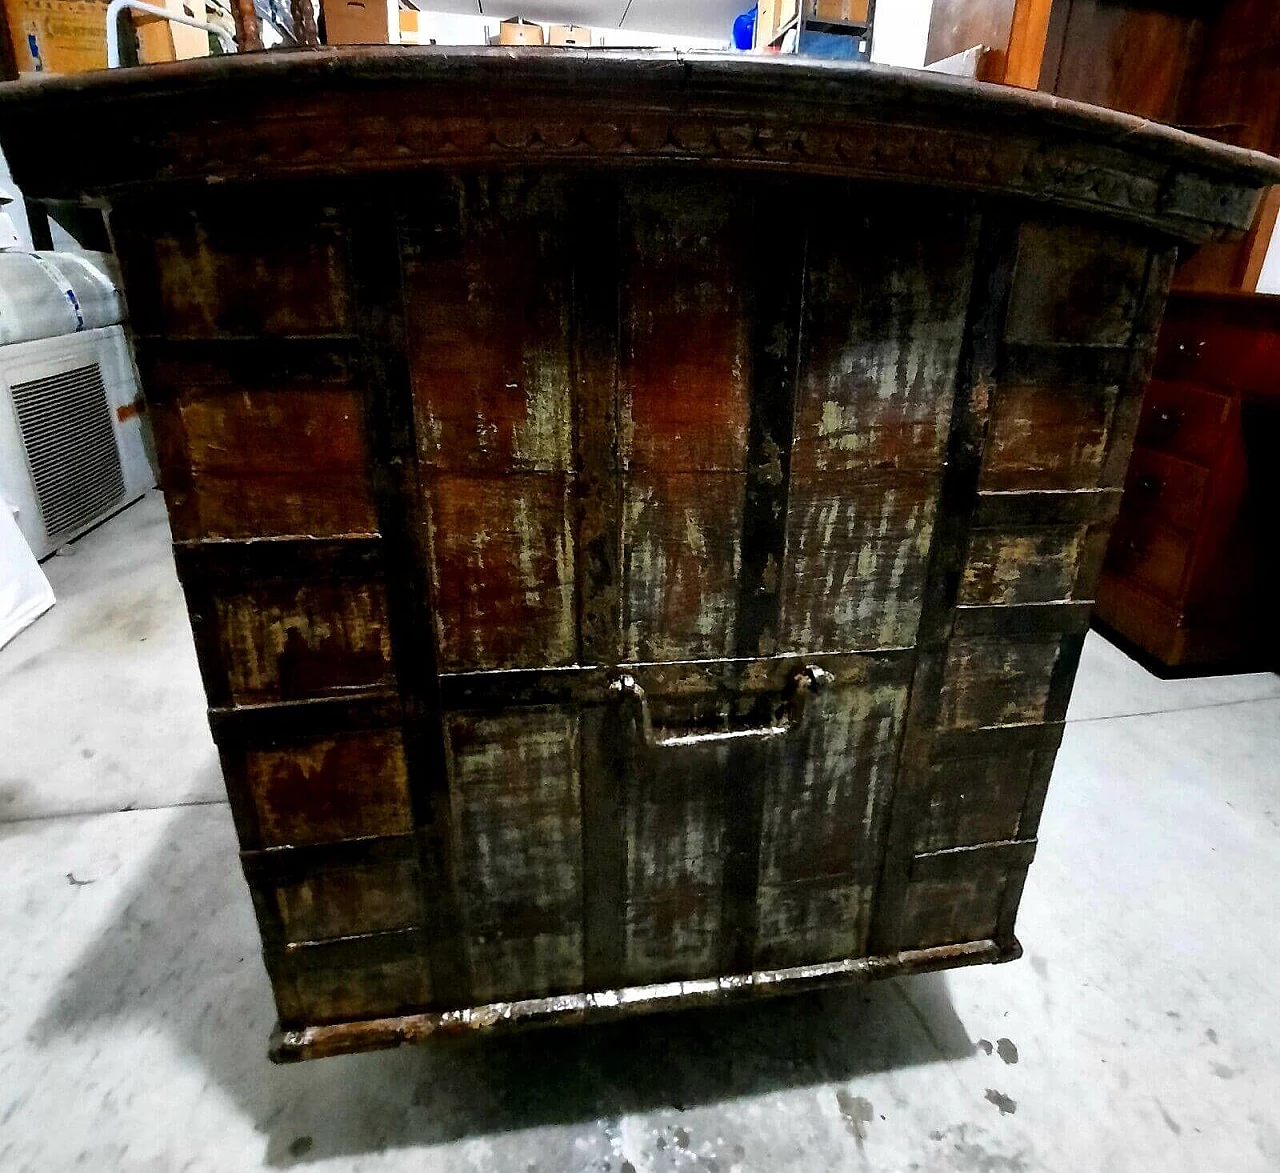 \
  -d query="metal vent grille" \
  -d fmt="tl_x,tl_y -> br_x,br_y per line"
10,361 -> 126,542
